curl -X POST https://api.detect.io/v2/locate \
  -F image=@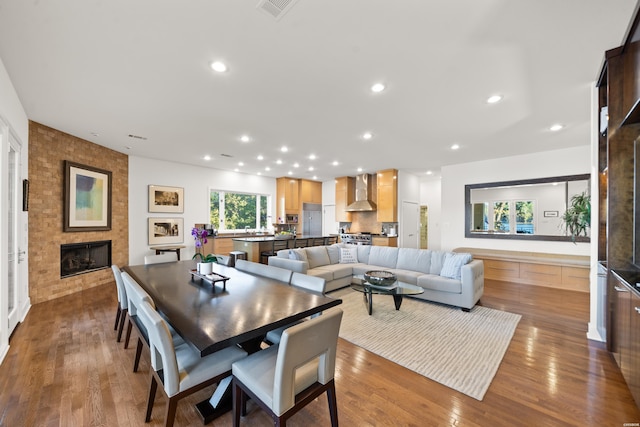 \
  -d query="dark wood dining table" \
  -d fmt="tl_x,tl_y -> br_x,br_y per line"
123,260 -> 342,423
